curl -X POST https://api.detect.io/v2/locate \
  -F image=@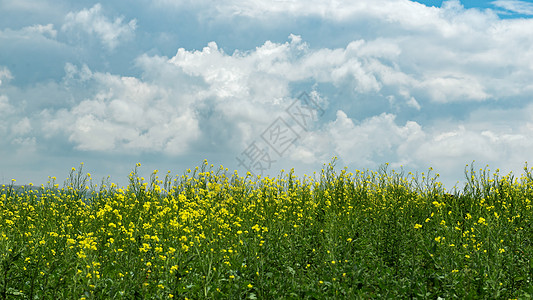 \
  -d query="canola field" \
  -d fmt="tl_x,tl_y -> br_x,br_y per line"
1,160 -> 532,299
